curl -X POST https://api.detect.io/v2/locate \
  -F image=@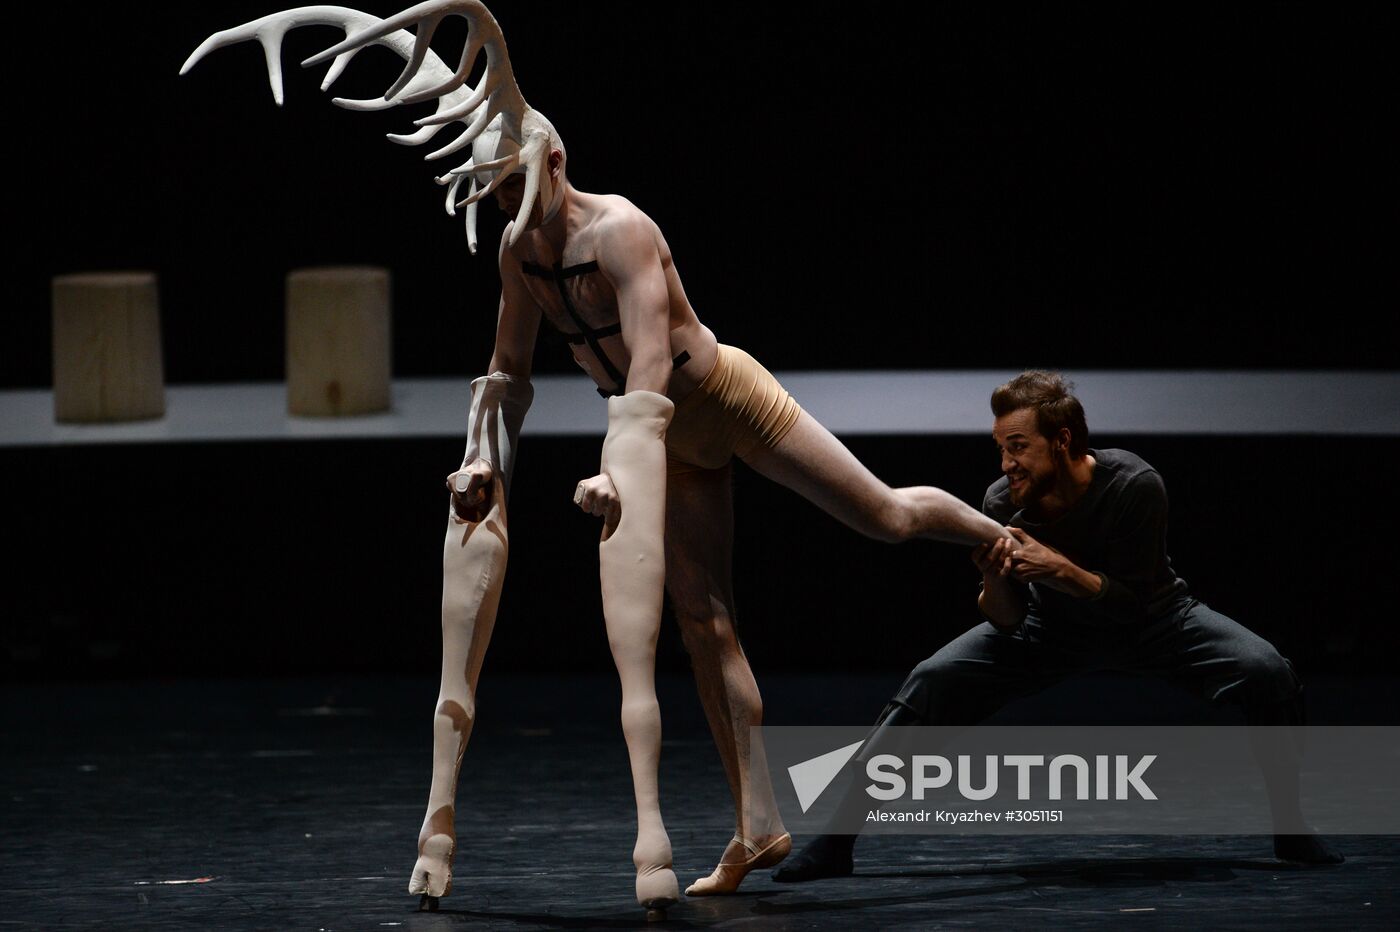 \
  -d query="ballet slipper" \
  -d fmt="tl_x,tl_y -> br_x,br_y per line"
685,832 -> 792,896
